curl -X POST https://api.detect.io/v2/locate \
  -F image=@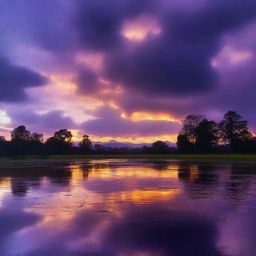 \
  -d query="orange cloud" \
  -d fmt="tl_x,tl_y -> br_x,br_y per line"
121,111 -> 181,124
122,15 -> 161,41
27,73 -> 104,124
